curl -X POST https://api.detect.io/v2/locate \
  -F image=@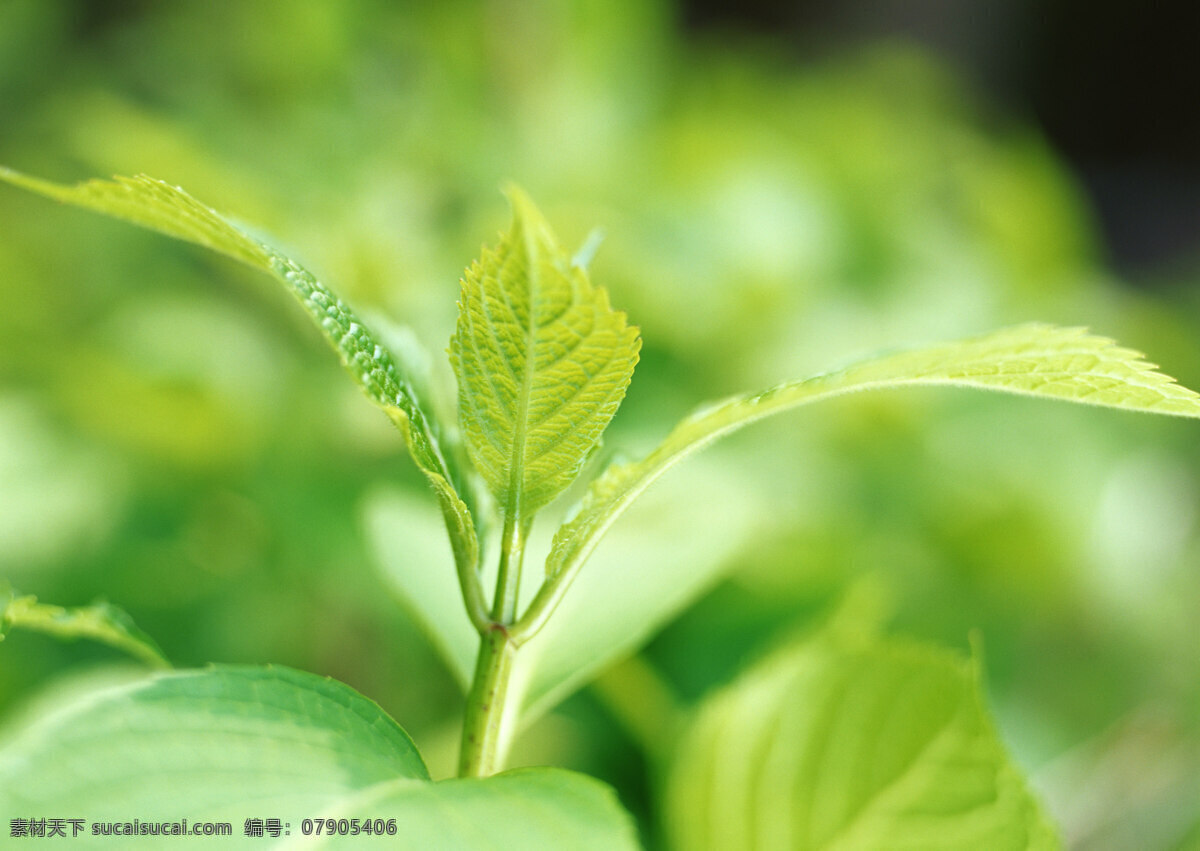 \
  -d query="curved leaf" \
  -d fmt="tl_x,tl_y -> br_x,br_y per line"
363,488 -> 478,690
530,324 -> 1200,628
0,586 -> 169,669
0,666 -> 639,850
292,769 -> 640,850
0,168 -> 481,620
0,666 -> 428,820
667,632 -> 1060,850
450,186 -> 640,520
364,457 -> 765,719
